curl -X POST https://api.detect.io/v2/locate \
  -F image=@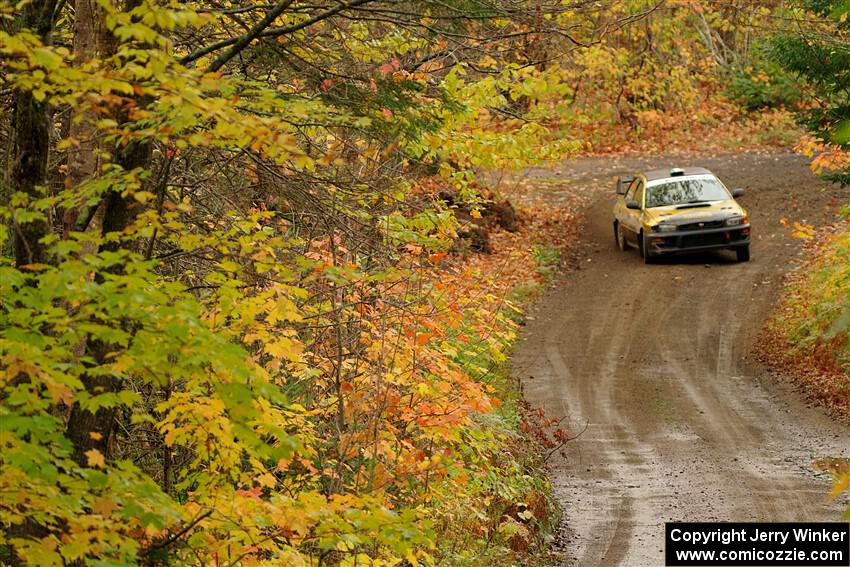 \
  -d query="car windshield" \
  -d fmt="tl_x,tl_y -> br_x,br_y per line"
645,175 -> 730,208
